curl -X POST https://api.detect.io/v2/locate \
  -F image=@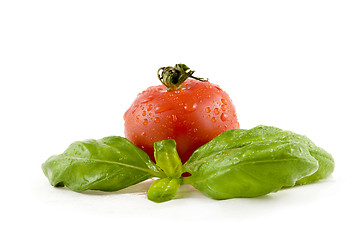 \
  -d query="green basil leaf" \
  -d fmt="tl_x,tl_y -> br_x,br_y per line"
184,140 -> 319,199
147,178 -> 181,203
186,126 -> 283,162
154,140 -> 182,178
269,130 -> 334,184
185,125 -> 334,185
42,136 -> 165,192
